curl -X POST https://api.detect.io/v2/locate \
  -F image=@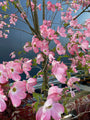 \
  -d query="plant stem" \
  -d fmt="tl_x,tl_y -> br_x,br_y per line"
42,54 -> 49,98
